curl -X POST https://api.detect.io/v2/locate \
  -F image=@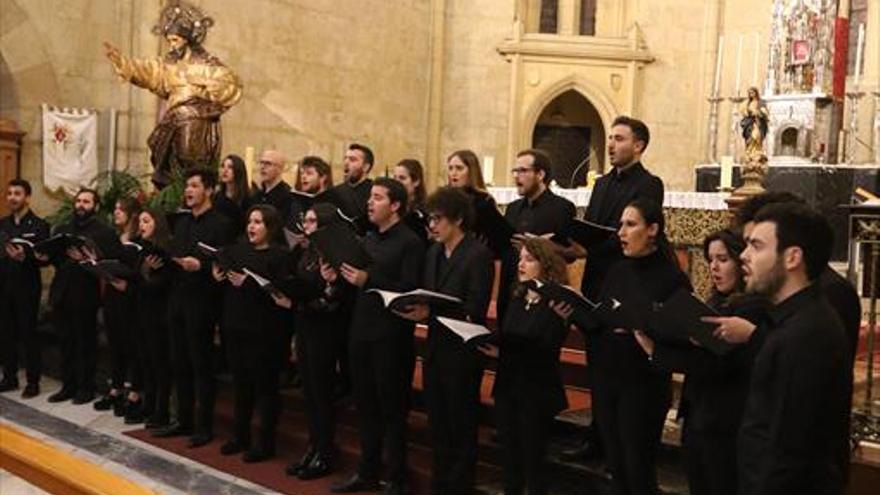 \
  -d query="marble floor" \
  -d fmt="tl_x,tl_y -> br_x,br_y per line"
0,468 -> 52,495
0,372 -> 283,495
